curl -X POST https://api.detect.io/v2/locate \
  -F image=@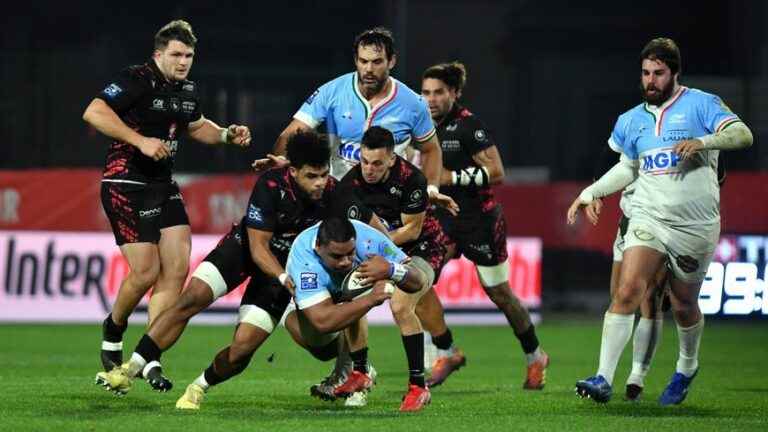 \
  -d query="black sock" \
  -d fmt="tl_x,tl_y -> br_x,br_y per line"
102,313 -> 127,343
204,364 -> 224,386
350,348 -> 369,373
135,334 -> 162,363
402,333 -> 425,387
515,324 -> 540,354
431,329 -> 454,351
